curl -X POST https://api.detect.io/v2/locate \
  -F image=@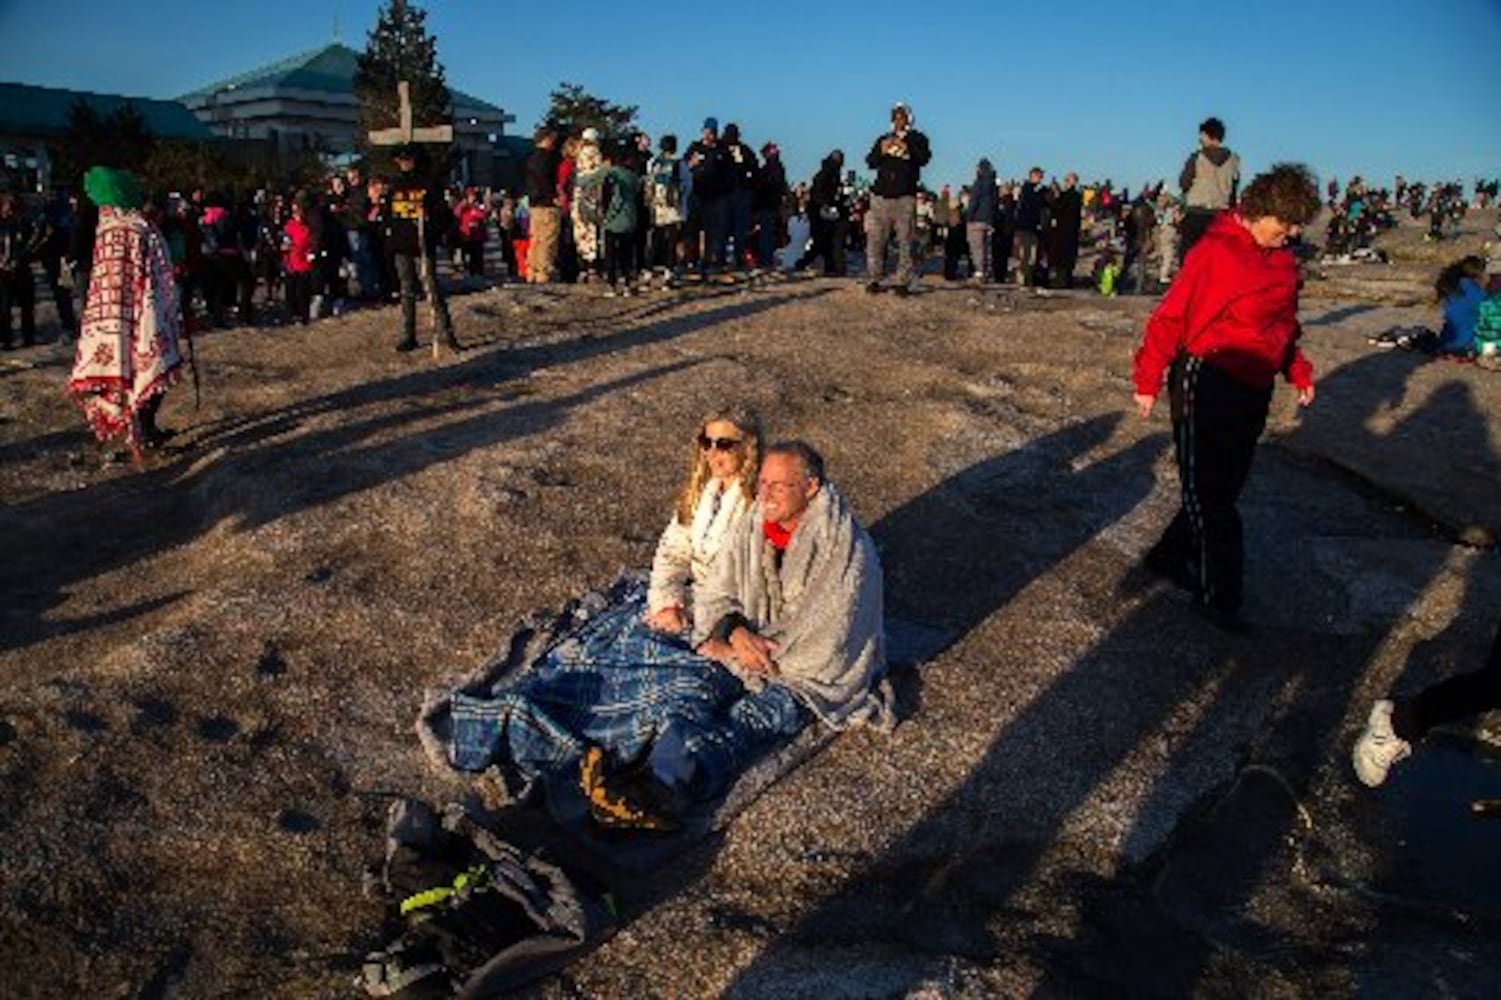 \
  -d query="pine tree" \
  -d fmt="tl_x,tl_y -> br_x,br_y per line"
353,0 -> 452,152
540,83 -> 639,141
55,99 -> 156,188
